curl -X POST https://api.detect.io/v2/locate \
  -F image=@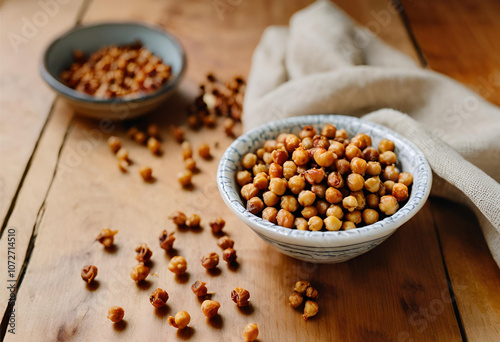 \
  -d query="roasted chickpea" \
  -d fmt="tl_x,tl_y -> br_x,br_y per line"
299,125 -> 317,139
351,133 -> 372,149
134,131 -> 147,145
346,173 -> 364,192
364,176 -> 381,193
184,158 -> 197,171
168,311 -> 191,329
328,141 -> 345,158
139,166 -> 153,182
116,148 -> 128,162
392,183 -> 409,201
147,137 -> 162,155
285,134 -> 301,152
262,207 -> 278,223
313,148 -> 335,167
335,128 -> 348,141
288,175 -> 306,195
264,139 -> 278,152
223,248 -> 237,263
130,263 -> 150,282
308,185 -> 323,199
201,300 -> 220,318
303,168 -> 325,185
315,200 -> 329,216
269,178 -> 288,196
241,183 -> 259,200
209,217 -> 225,233
382,179 -> 395,194
262,191 -> 280,206
243,323 -> 259,342
126,127 -> 139,139
301,206 -> 318,219
107,306 -> 125,323
108,136 -> 122,154
253,172 -> 269,190
379,195 -> 399,215
366,161 -> 382,176
168,256 -> 187,275
256,148 -> 265,160
351,191 -> 366,210
181,141 -> 193,160
150,288 -> 169,308
301,137 -> 313,150
263,152 -> 273,165
289,292 -> 304,308
325,187 -> 343,204
342,195 -> 358,212
186,213 -> 201,227
366,194 -> 379,209
252,163 -> 268,176
217,236 -> 234,250
362,209 -> 379,225
378,139 -> 395,153
321,124 -> 337,138
201,252 -> 219,270
276,209 -> 294,228
398,172 -> 414,186
350,157 -> 367,175
247,197 -> 265,215
298,190 -> 316,207
269,163 -> 283,178
342,221 -> 356,230
283,161 -> 297,179
272,150 -> 289,165
178,170 -> 193,187
379,151 -> 397,165
345,210 -> 362,224
345,144 -> 362,161
294,217 -> 309,230
327,171 -> 344,189
324,216 -> 342,231
362,147 -> 379,161
242,153 -> 257,169
198,143 -> 211,159
308,216 -> 323,231
326,204 -> 344,219
292,147 -> 310,166
281,195 -> 299,212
